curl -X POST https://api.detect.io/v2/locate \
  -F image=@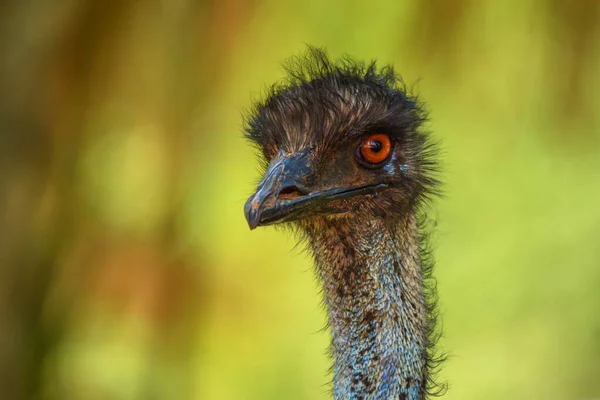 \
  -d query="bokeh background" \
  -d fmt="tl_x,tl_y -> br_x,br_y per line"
1,1 -> 599,399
